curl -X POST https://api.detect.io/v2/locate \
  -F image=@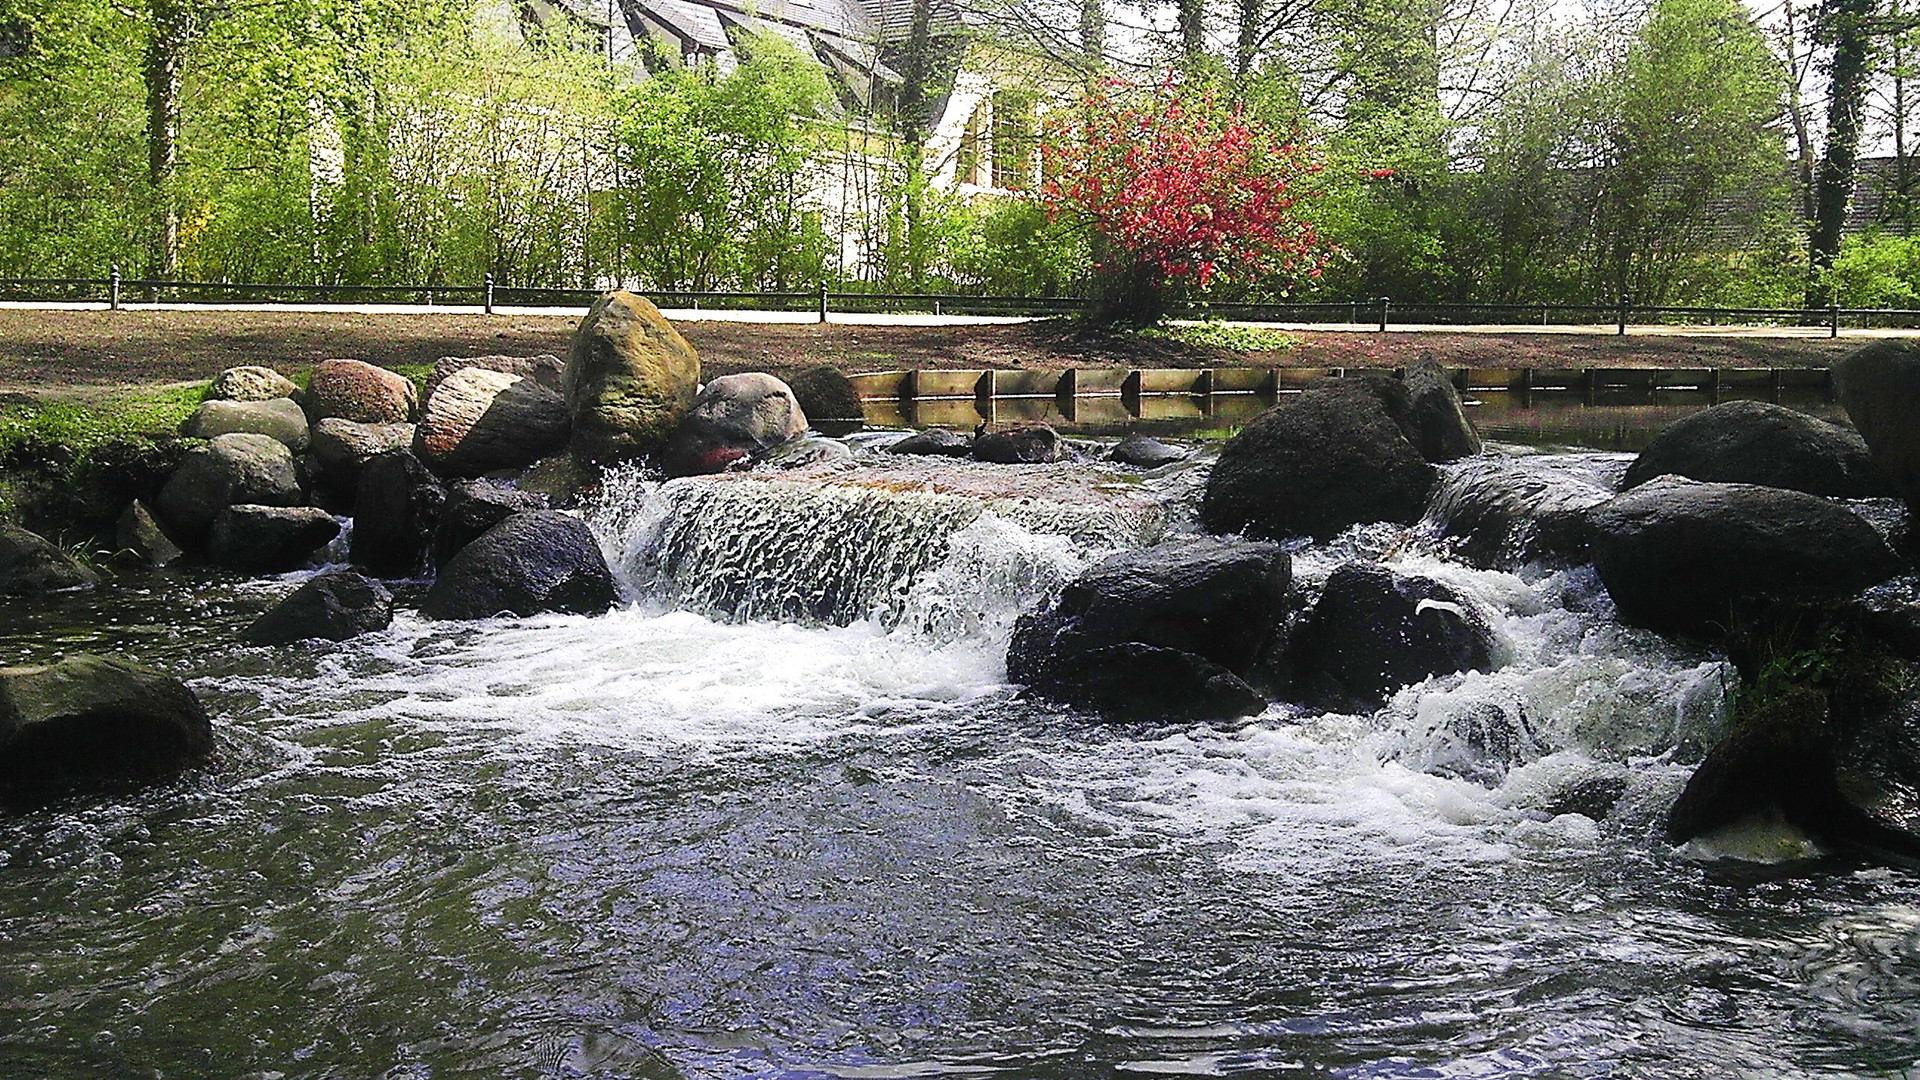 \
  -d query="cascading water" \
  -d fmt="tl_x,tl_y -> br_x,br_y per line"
3,444 -> 1919,1079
